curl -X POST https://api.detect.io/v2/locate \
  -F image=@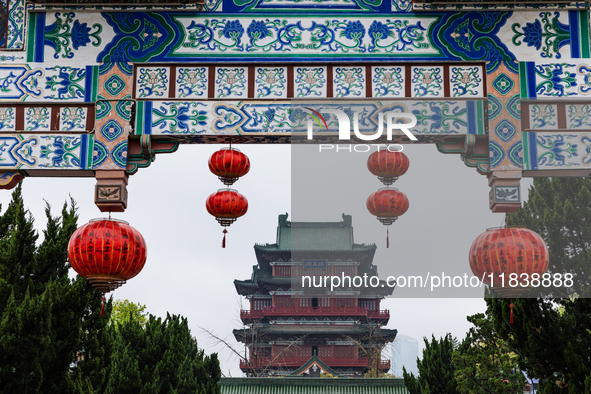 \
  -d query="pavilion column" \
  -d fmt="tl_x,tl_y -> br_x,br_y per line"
486,61 -> 523,213
93,62 -> 134,212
